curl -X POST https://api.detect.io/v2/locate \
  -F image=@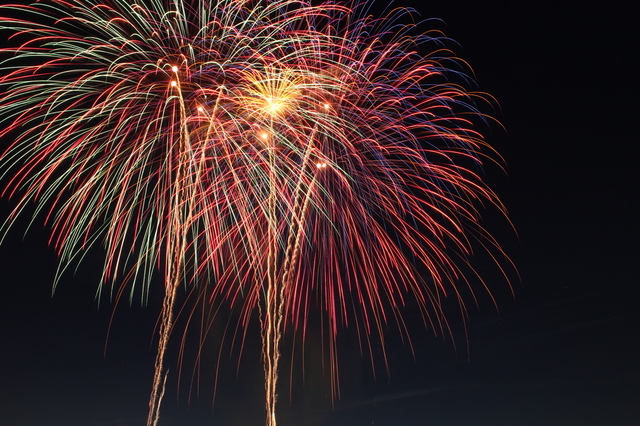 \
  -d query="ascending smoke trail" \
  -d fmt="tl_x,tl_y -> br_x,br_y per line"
261,135 -> 320,426
149,89 -> 196,425
0,1 -> 513,425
